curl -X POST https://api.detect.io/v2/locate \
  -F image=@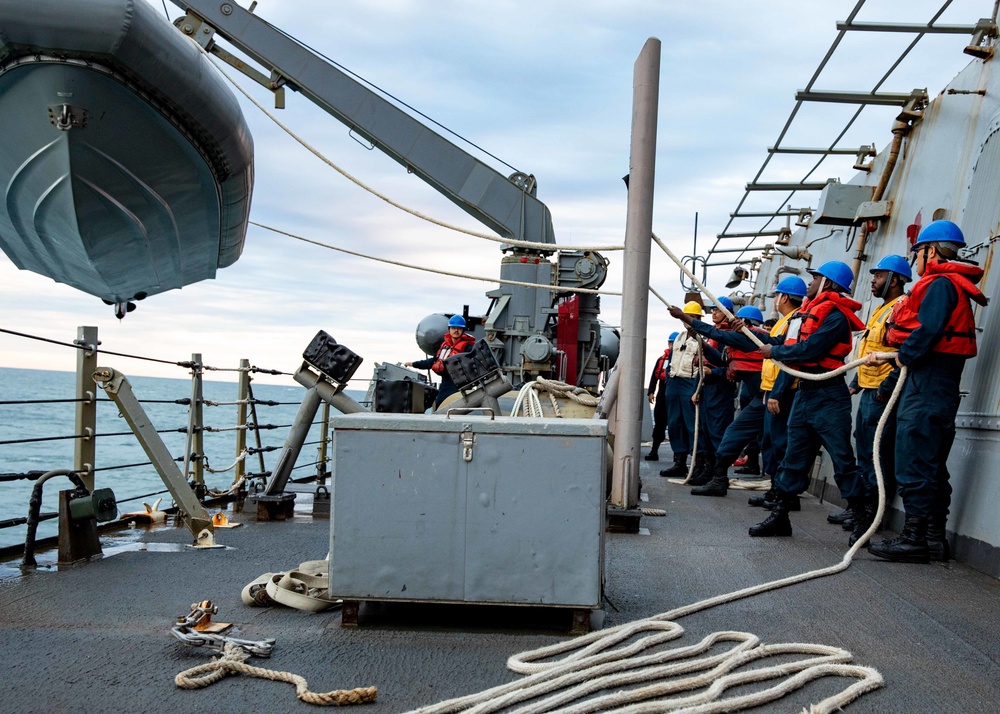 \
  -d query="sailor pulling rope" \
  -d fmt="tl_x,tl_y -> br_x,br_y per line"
406,236 -> 900,713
